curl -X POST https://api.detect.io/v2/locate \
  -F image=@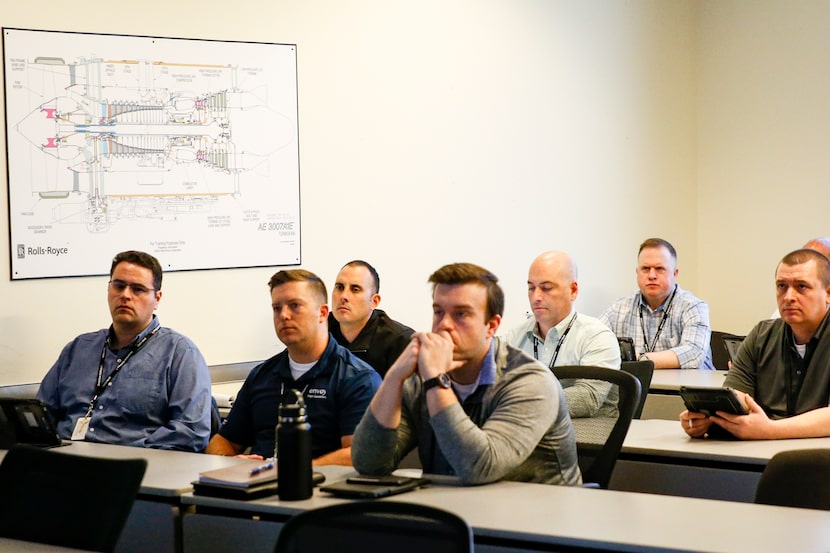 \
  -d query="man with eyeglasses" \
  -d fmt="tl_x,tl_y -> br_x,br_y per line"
599,238 -> 714,370
37,250 -> 212,451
